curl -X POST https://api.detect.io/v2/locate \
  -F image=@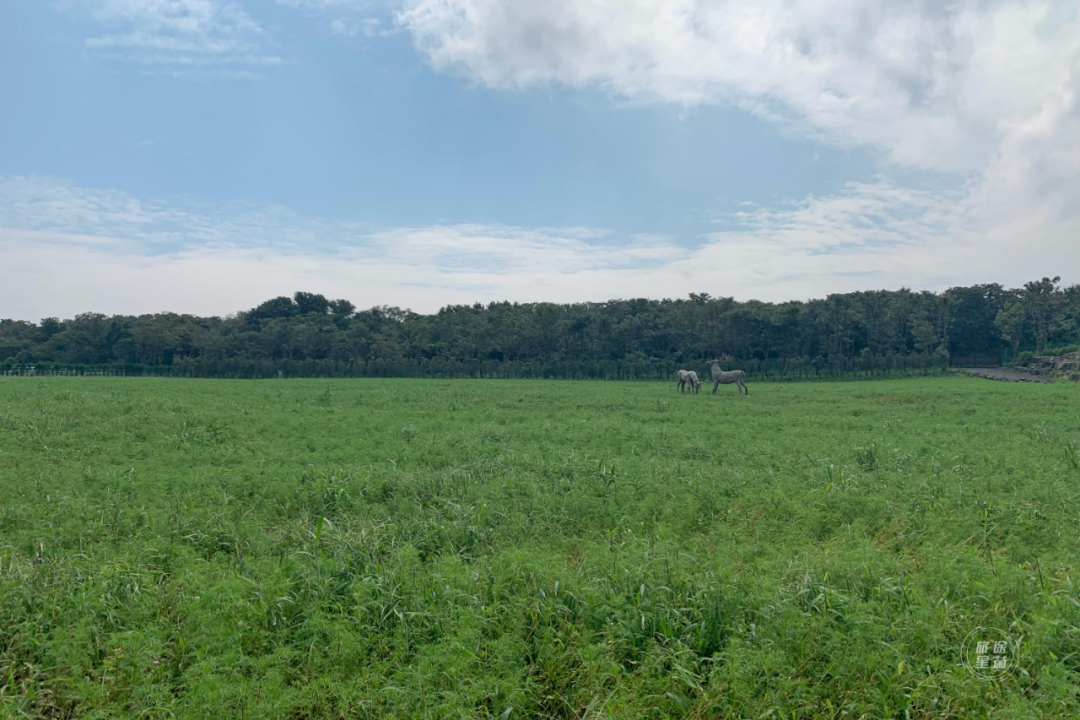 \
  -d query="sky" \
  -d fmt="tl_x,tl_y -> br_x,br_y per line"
0,0 -> 1077,321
